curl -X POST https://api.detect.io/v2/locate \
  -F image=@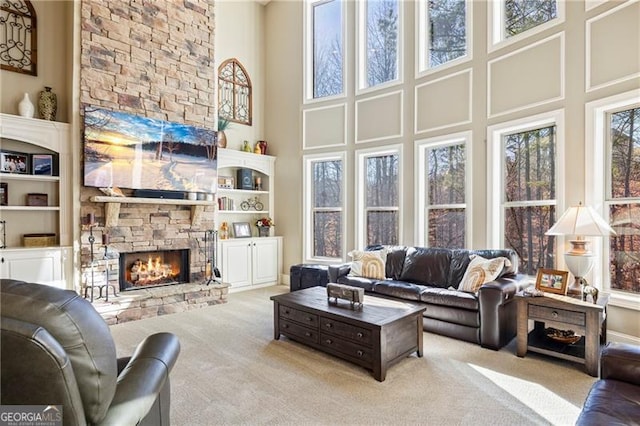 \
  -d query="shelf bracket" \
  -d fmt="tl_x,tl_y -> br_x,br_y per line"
191,205 -> 204,226
104,202 -> 121,228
